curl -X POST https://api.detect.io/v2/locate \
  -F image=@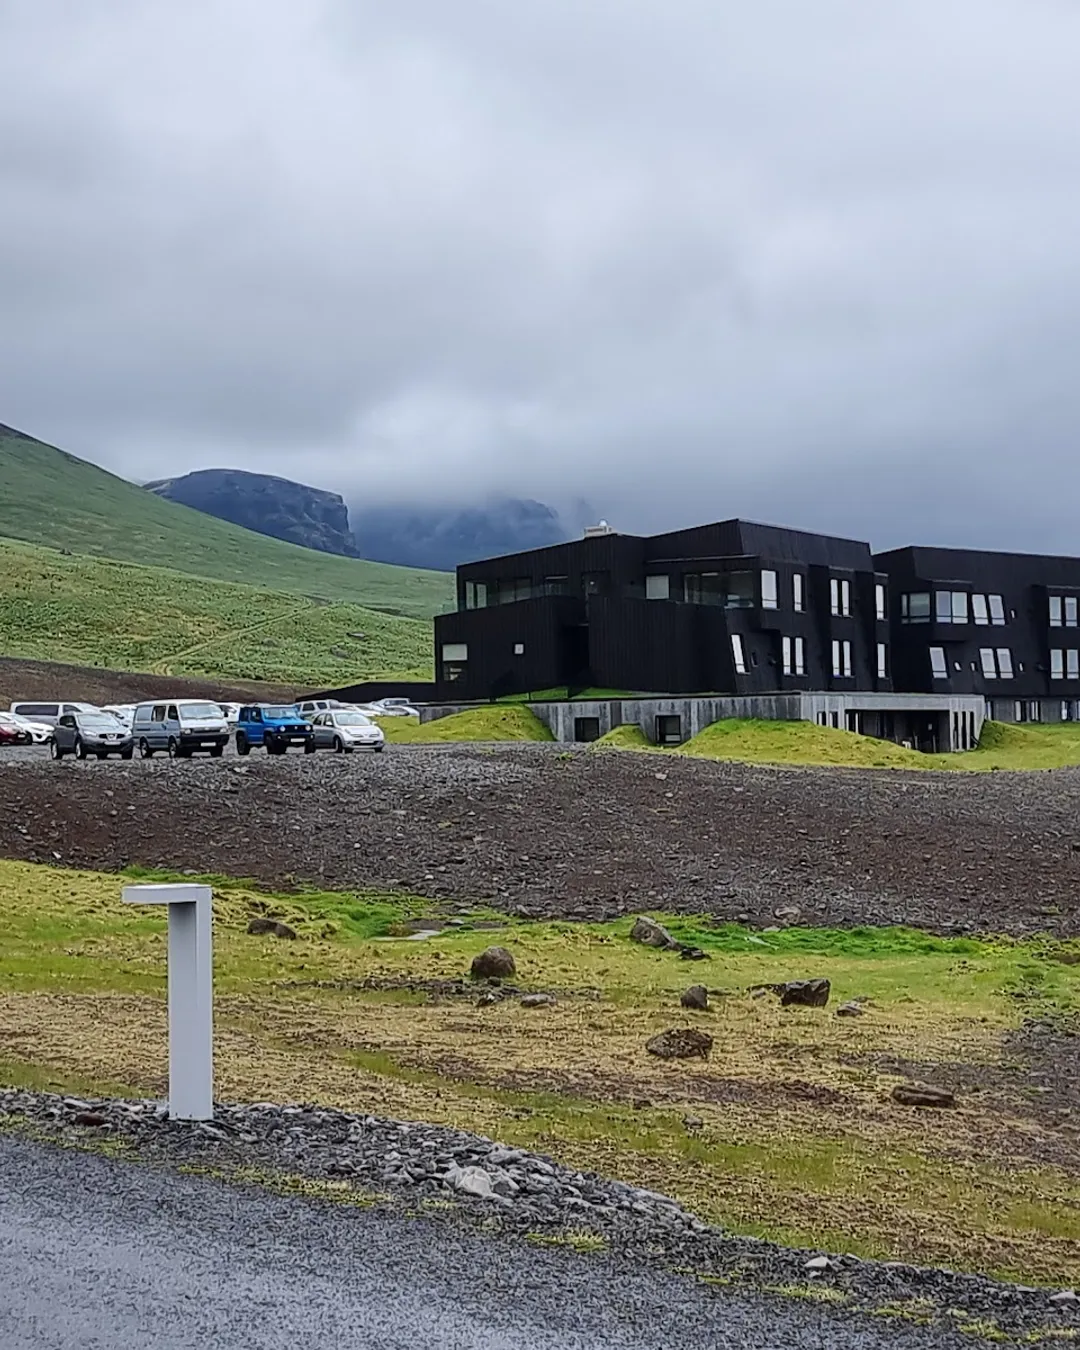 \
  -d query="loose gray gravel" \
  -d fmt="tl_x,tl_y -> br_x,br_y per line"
2,741 -> 1080,935
2,1090 -> 1076,1343
2,1134 -> 995,1350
